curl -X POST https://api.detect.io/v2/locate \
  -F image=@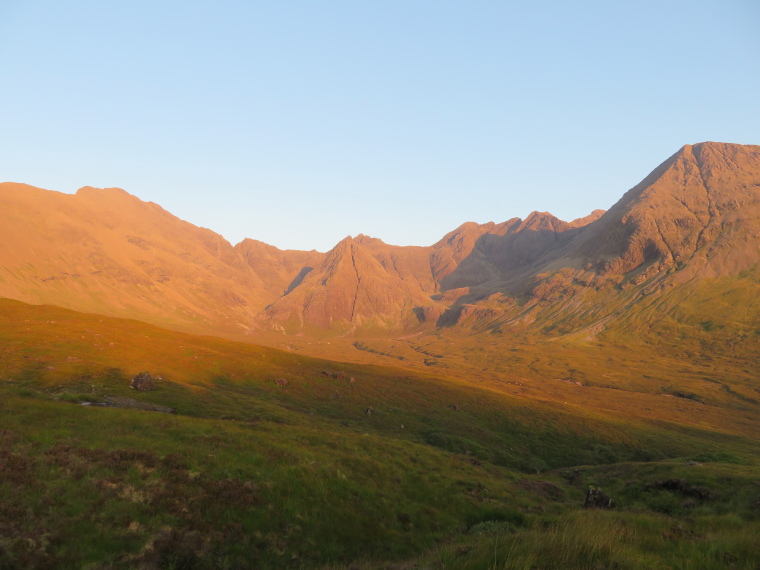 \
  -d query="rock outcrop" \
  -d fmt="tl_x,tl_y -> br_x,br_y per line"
584,487 -> 615,509
130,371 -> 156,391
